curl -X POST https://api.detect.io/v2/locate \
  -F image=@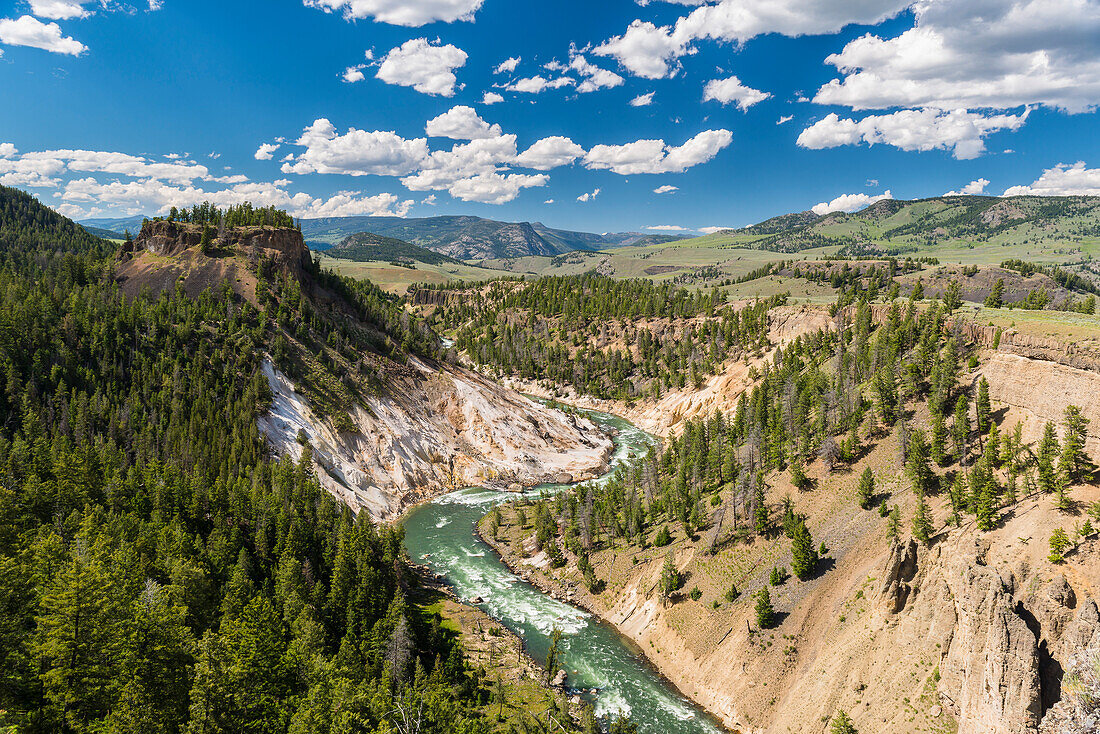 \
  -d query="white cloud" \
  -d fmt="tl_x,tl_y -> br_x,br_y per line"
570,55 -> 624,93
494,56 -> 520,74
376,38 -> 467,97
281,118 -> 430,176
796,108 -> 1029,160
584,129 -> 732,175
814,0 -> 1100,114
400,135 -> 517,191
1003,161 -> 1100,196
515,136 -> 584,170
0,15 -> 86,55
544,198 -> 555,204
20,149 -> 210,184
482,91 -> 503,104
57,176 -> 414,219
944,178 -> 990,196
595,1 -> 909,79
446,172 -> 548,204
577,188 -> 600,202
303,0 -> 483,27
342,65 -> 365,83
503,75 -> 574,93
28,1 -> 88,20
425,105 -> 502,140
646,224 -> 691,231
0,143 -> 16,158
422,194 -> 437,205
630,92 -> 655,106
698,225 -> 733,234
653,184 -> 678,194
703,76 -> 771,110
777,115 -> 793,125
255,143 -> 280,161
811,189 -> 893,215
